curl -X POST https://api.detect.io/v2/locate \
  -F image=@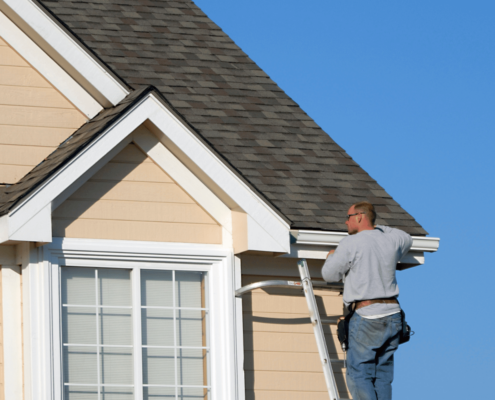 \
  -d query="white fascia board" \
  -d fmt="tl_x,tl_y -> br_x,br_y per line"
147,95 -> 290,253
3,93 -> 290,253
0,10 -> 102,119
292,230 -> 440,252
3,0 -> 128,106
